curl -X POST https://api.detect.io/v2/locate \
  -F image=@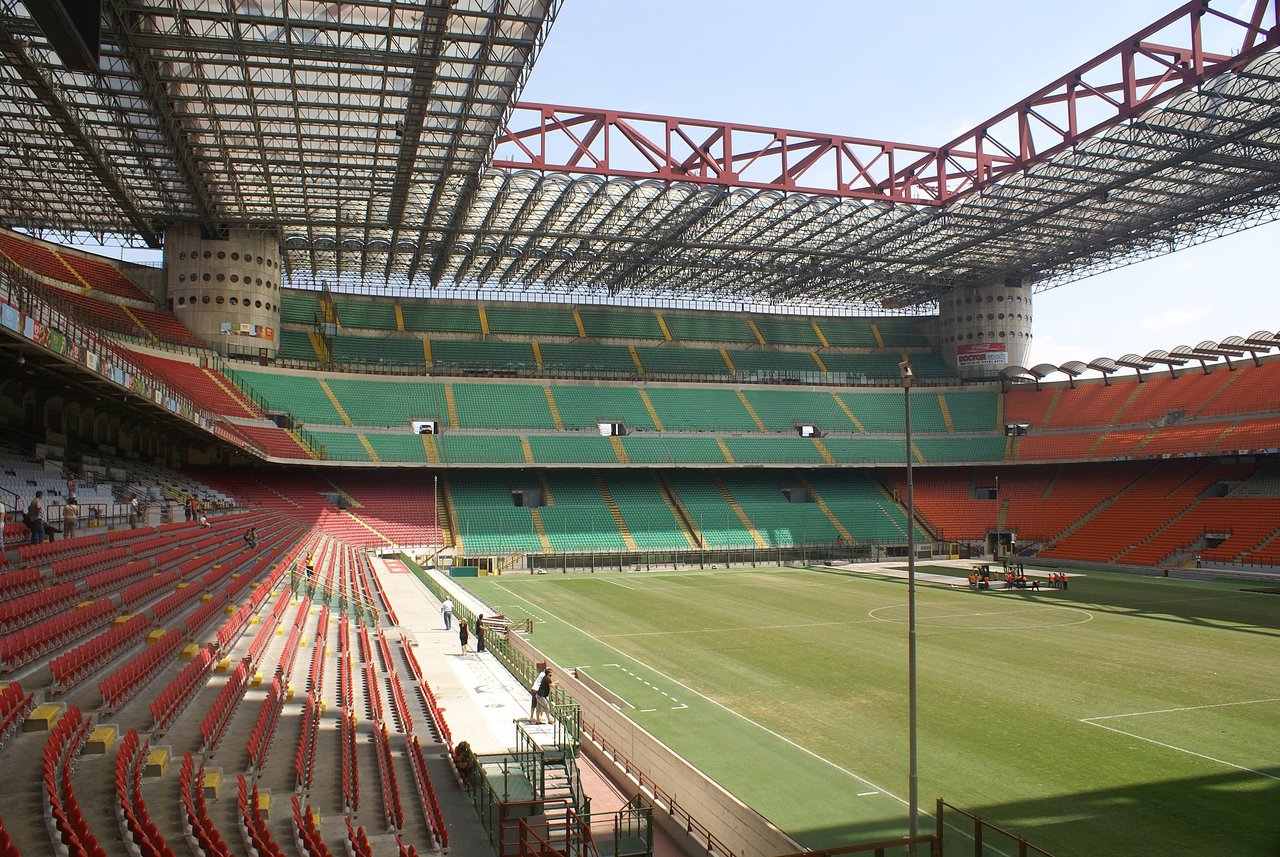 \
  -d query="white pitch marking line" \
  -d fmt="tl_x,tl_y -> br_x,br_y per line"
494,581 -> 907,808
1081,697 -> 1280,722
1079,719 -> 1280,782
857,791 -> 878,797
